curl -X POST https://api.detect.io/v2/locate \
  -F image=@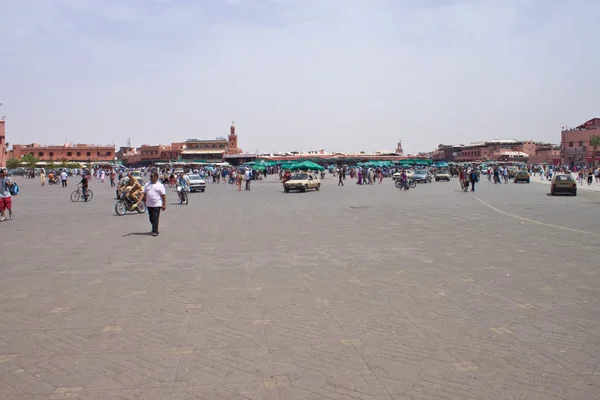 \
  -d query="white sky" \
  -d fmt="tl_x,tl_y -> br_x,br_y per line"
1,0 -> 599,153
